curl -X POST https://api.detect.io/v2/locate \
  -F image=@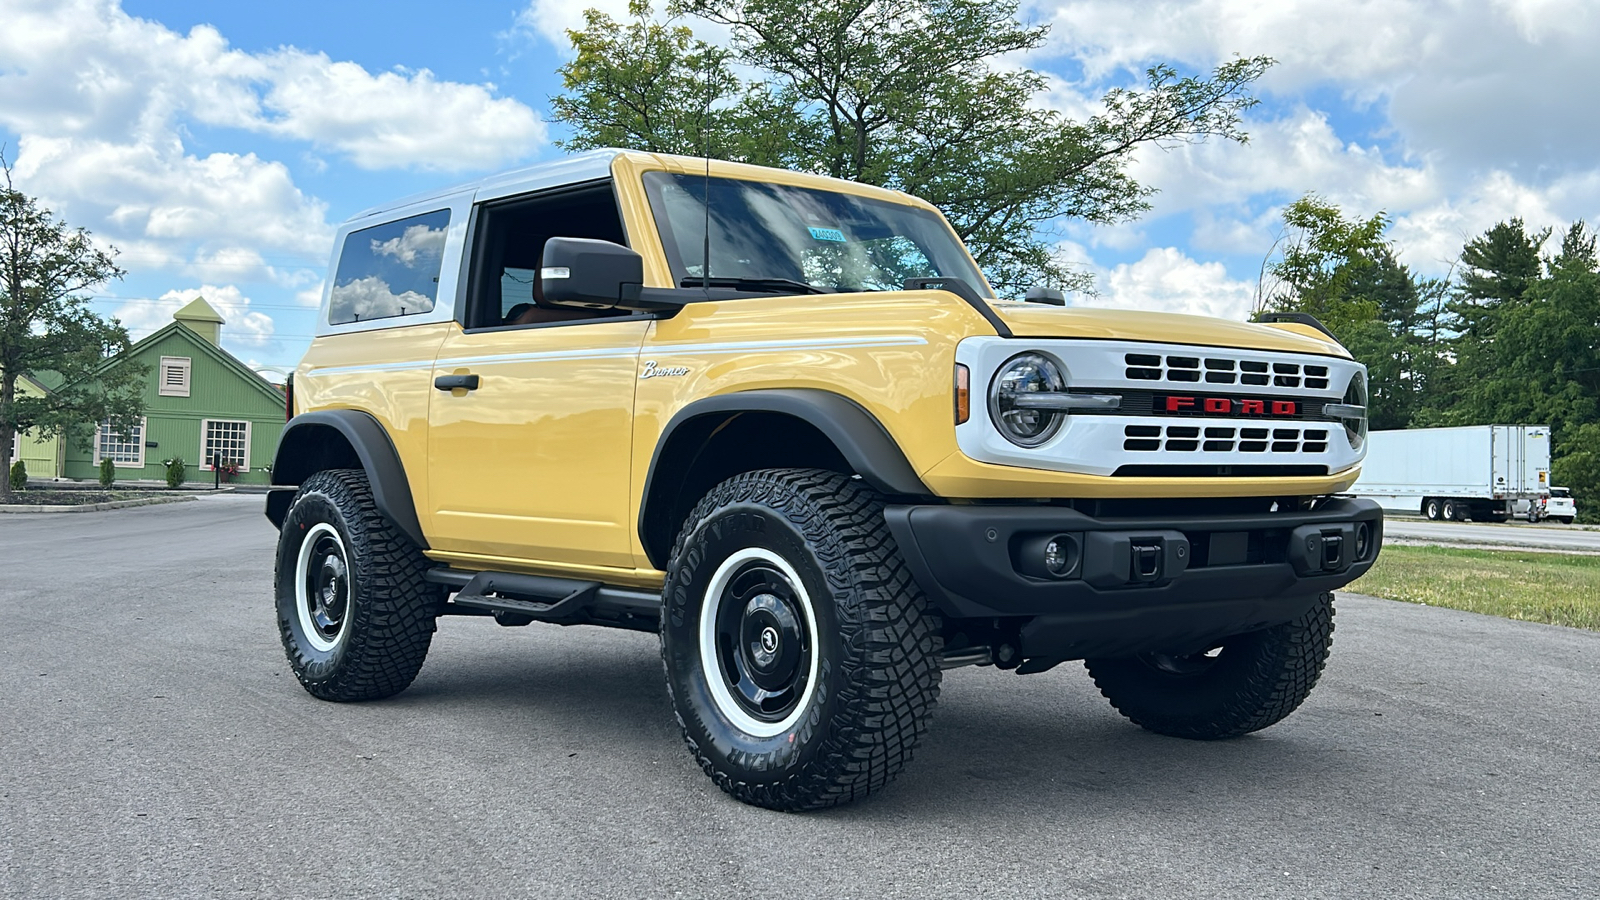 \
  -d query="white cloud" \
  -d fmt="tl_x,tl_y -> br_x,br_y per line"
328,276 -> 431,324
1058,242 -> 1258,319
1084,247 -> 1259,321
371,223 -> 448,269
0,0 -> 547,174
12,133 -> 333,264
112,283 -> 275,348
255,53 -> 547,171
1033,0 -> 1600,175
514,0 -> 636,50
